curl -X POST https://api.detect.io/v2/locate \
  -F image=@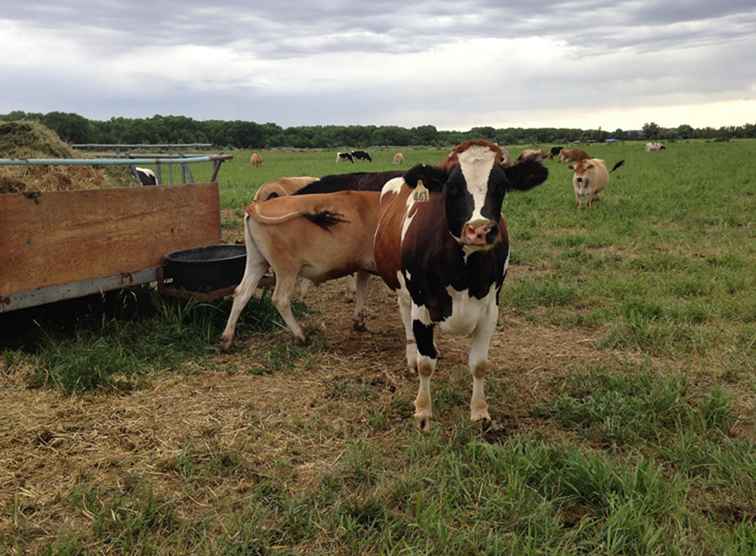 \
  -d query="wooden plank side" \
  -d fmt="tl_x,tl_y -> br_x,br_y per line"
0,184 -> 221,295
